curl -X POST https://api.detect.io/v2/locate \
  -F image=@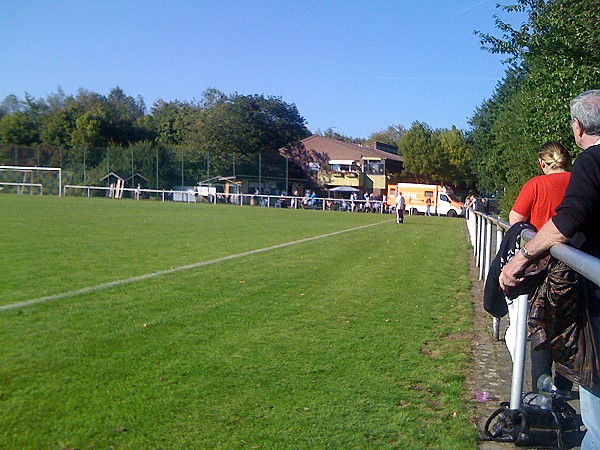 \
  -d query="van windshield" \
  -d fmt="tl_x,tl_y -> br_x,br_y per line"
447,193 -> 460,202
